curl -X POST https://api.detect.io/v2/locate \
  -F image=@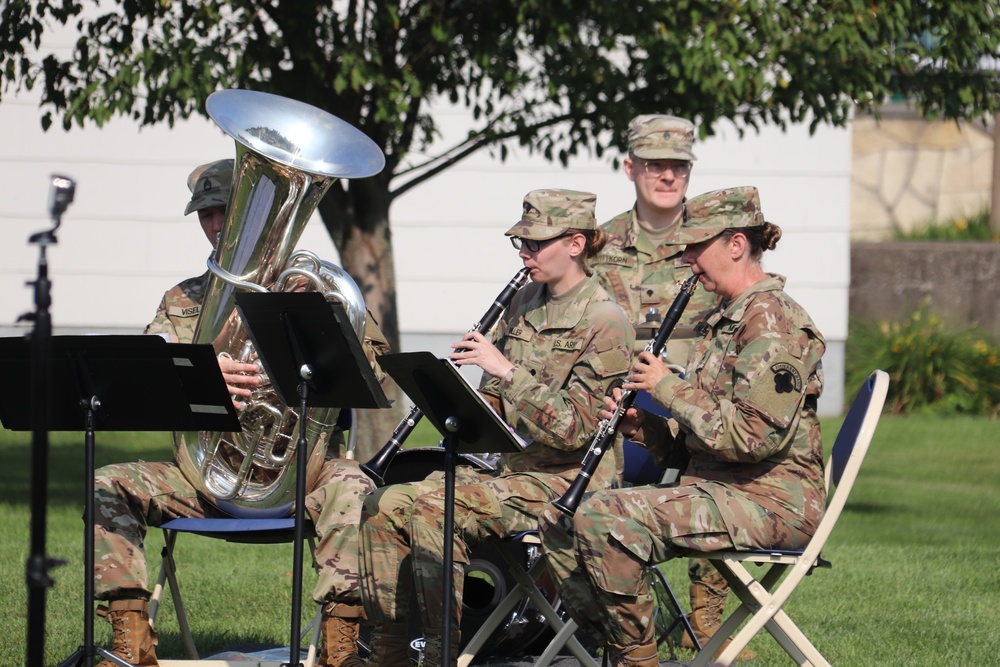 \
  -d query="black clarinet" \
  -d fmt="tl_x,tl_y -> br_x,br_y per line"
360,267 -> 531,485
553,274 -> 699,515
